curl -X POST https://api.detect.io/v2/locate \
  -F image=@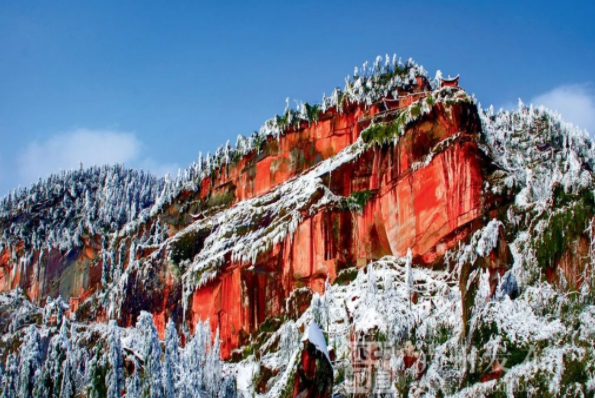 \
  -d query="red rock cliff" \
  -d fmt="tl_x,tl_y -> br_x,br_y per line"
179,95 -> 490,358
0,86 -> 496,362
